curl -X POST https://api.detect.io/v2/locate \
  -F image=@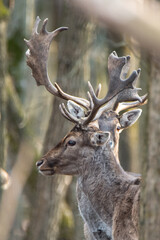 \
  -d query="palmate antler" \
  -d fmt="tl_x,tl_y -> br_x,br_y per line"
24,16 -> 90,109
25,17 -> 147,126
95,52 -> 148,117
